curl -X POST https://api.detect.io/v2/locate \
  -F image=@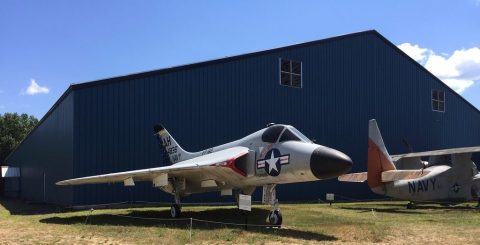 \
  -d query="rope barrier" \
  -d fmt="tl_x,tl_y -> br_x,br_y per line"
104,213 -> 345,229
191,218 -> 278,227
72,196 -> 480,244
69,194 -> 480,239
108,213 -> 278,227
